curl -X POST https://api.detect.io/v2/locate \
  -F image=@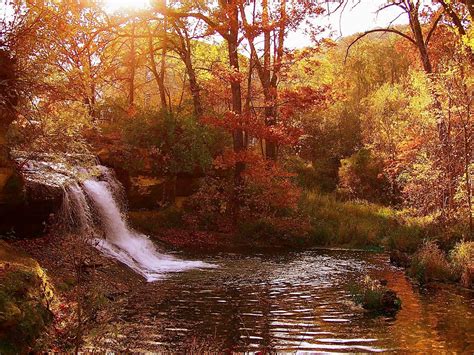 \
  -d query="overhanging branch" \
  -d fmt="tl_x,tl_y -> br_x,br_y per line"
345,28 -> 416,63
